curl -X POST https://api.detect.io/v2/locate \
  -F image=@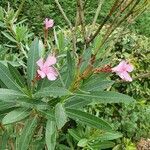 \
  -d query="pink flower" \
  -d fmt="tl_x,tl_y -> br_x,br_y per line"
112,60 -> 134,82
44,18 -> 54,29
36,54 -> 58,81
